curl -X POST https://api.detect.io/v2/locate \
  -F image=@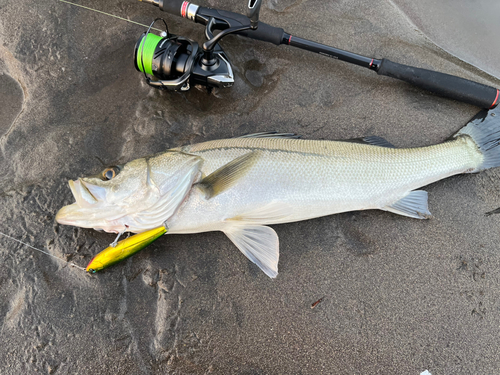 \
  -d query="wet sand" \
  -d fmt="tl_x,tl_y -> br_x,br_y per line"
1,0 -> 500,374
393,0 -> 500,79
